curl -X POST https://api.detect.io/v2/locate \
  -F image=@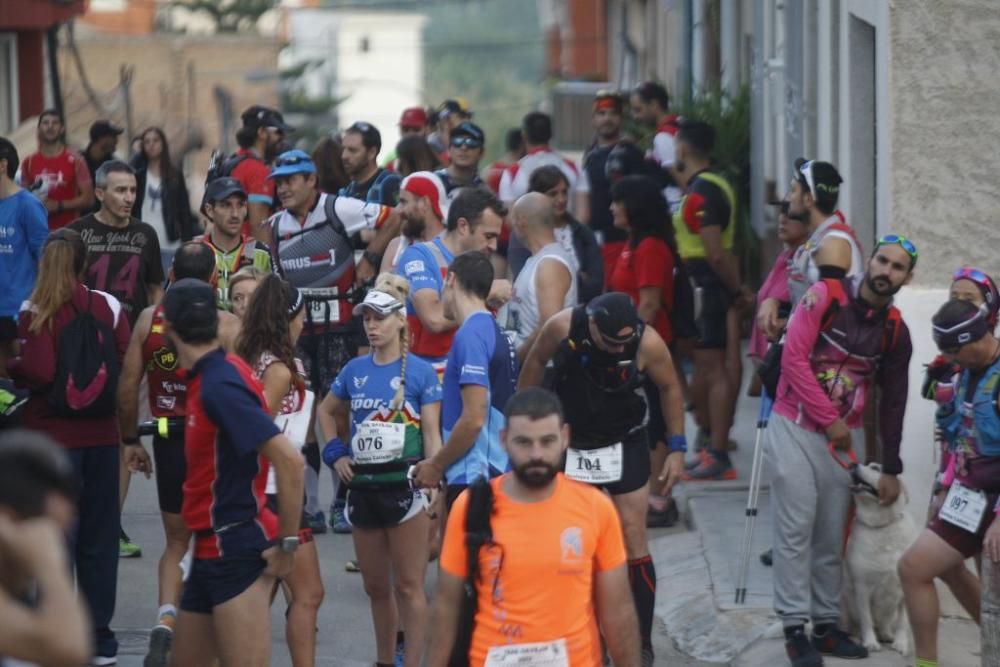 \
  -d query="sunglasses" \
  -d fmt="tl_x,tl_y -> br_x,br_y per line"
275,154 -> 312,168
953,267 -> 993,288
875,234 -> 919,266
450,137 -> 482,149
349,121 -> 373,134
797,160 -> 817,194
